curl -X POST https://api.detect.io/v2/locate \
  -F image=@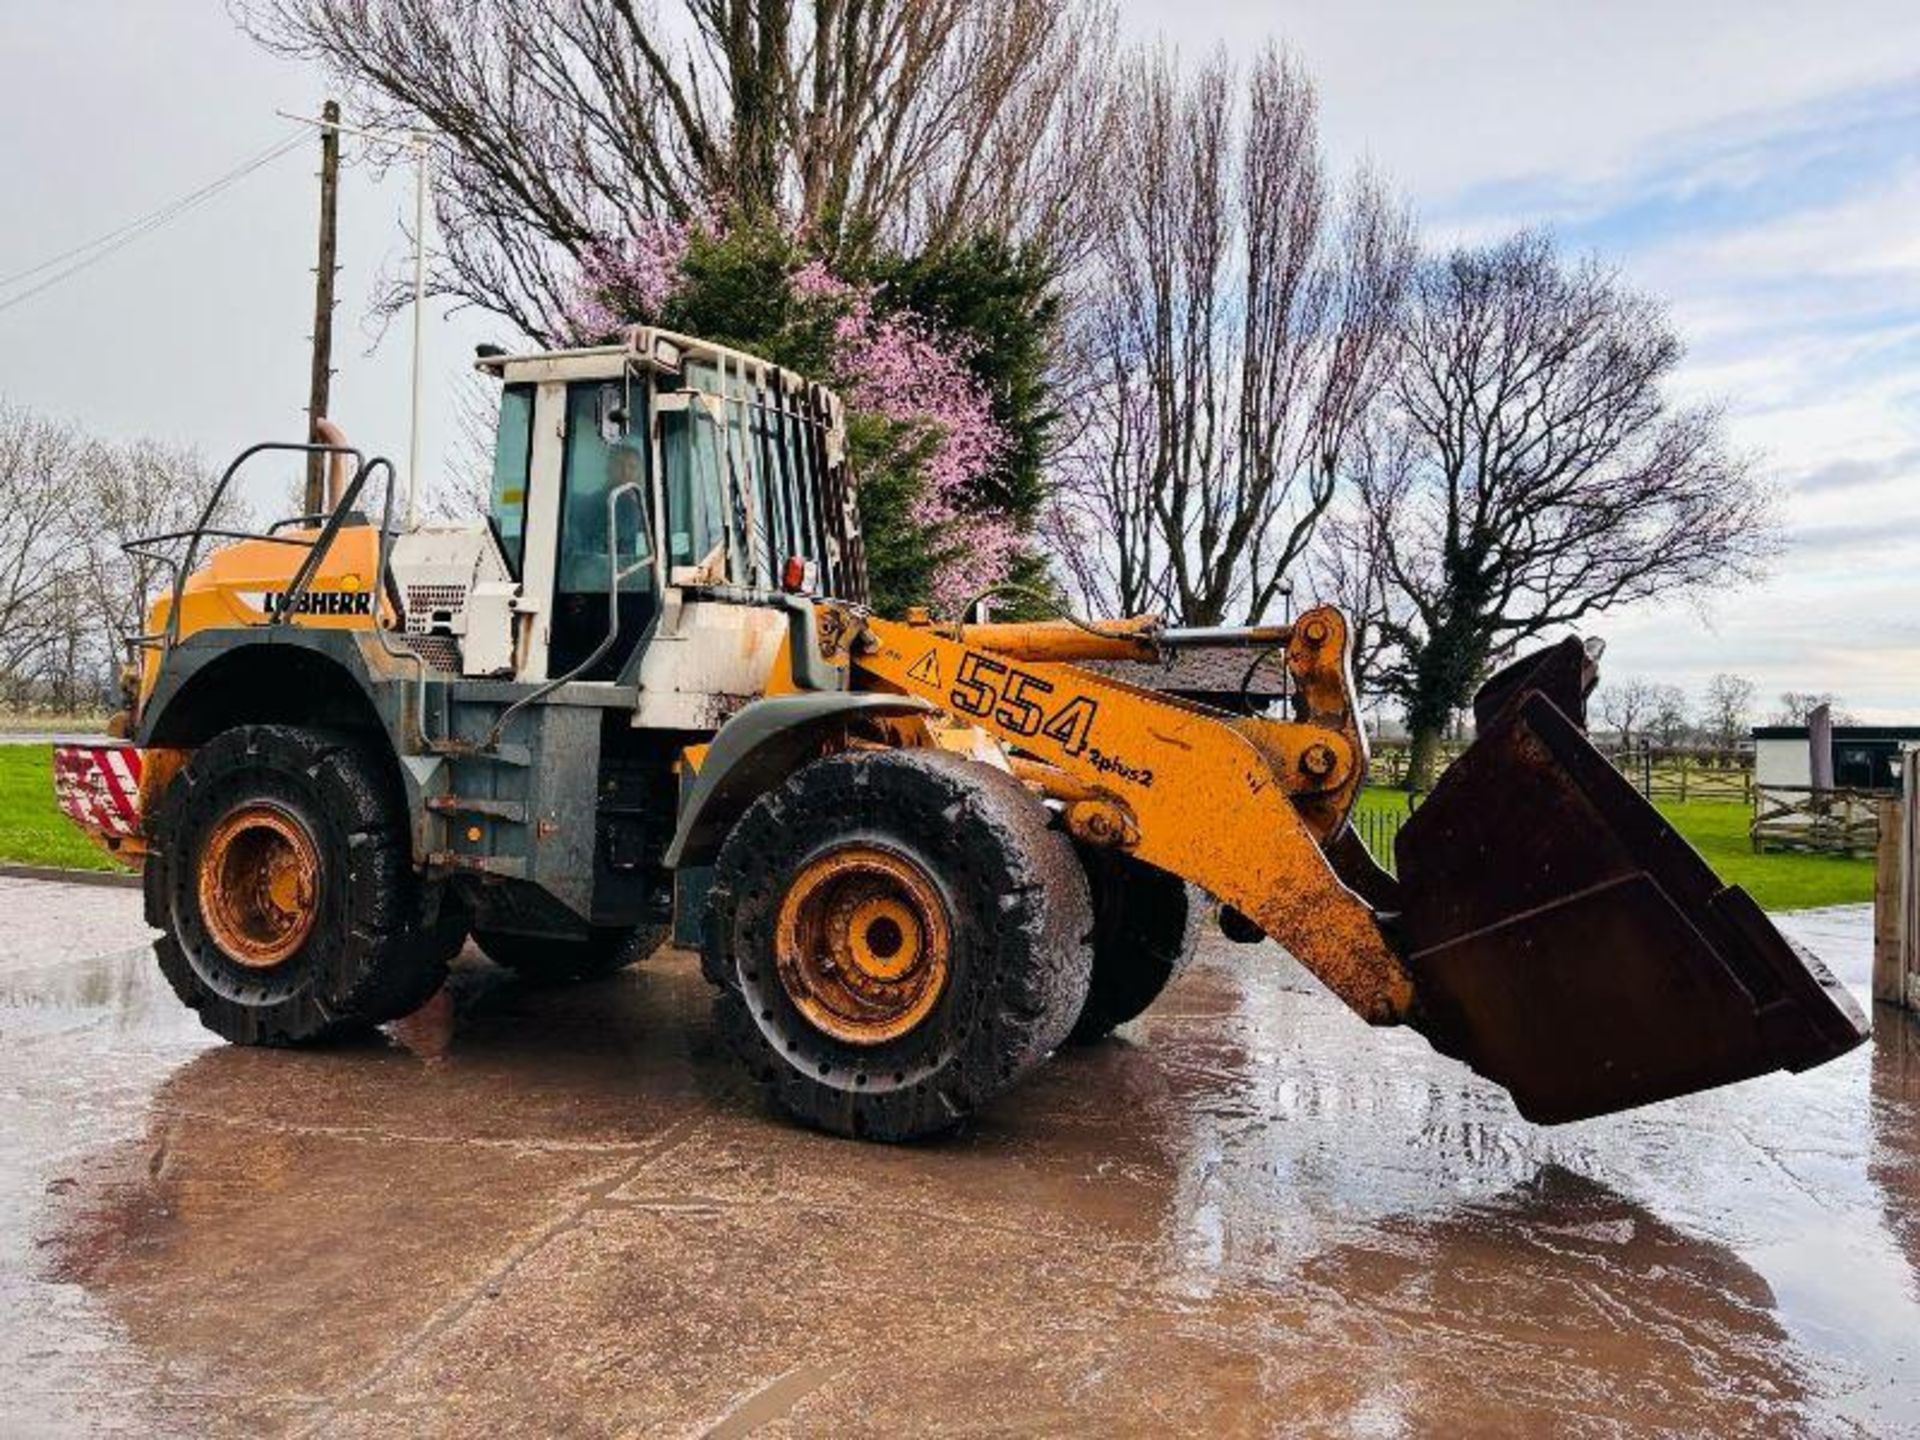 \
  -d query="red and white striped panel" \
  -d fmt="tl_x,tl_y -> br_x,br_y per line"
53,743 -> 145,840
